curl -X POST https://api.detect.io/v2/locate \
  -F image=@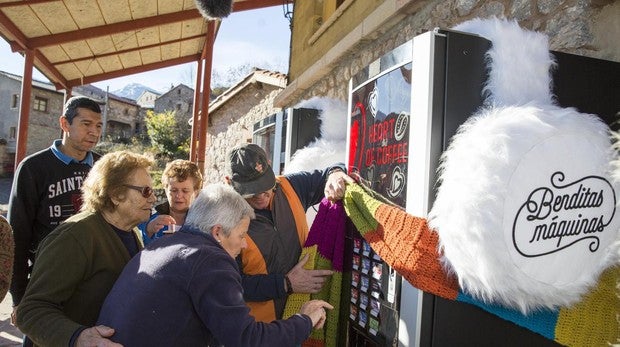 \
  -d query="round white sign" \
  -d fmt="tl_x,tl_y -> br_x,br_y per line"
503,133 -> 618,286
